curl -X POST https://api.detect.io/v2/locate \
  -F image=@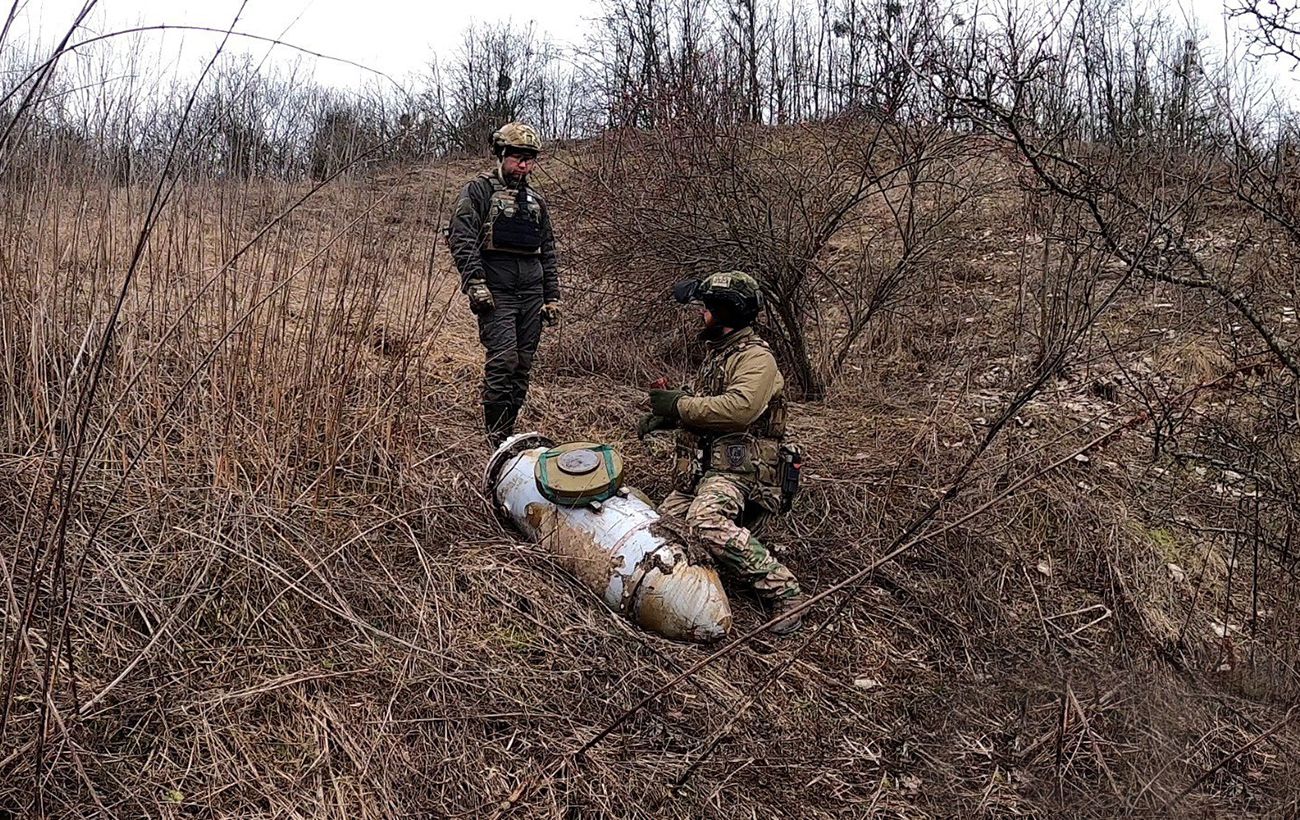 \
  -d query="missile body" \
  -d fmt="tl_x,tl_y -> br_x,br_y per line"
485,435 -> 732,642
